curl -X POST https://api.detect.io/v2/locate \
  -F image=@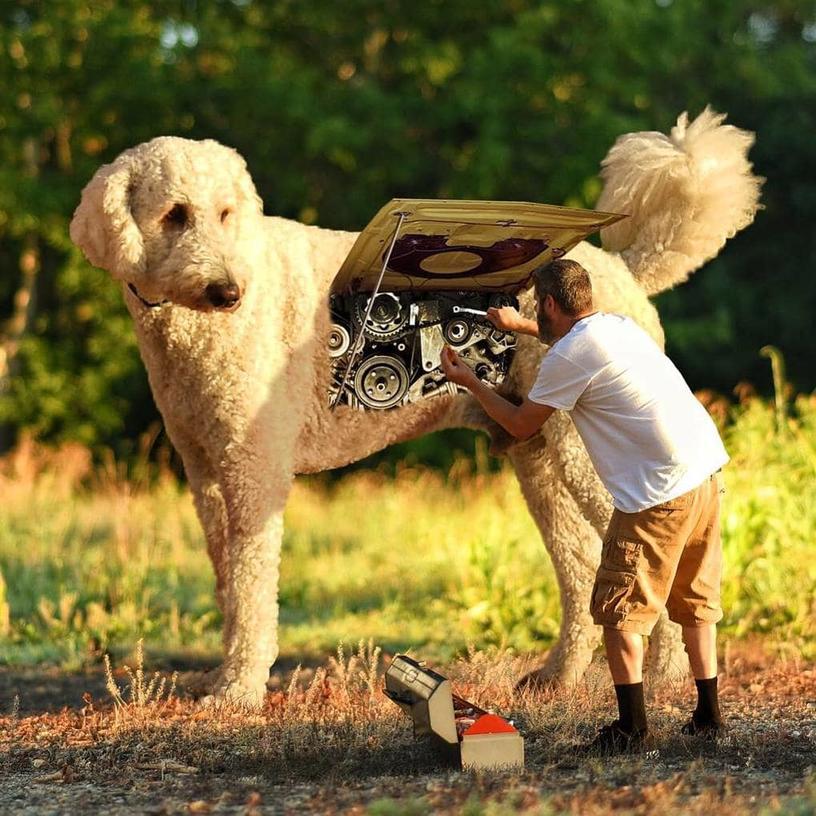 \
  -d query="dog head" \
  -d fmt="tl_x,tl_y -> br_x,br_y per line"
70,137 -> 263,312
